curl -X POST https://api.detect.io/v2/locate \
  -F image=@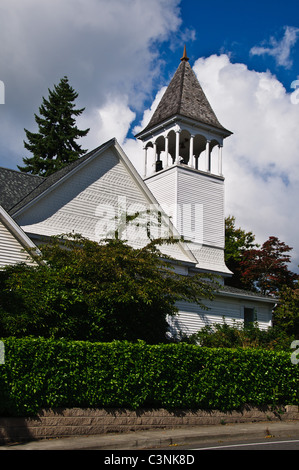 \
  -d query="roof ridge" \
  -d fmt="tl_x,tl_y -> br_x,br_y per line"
177,60 -> 185,115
